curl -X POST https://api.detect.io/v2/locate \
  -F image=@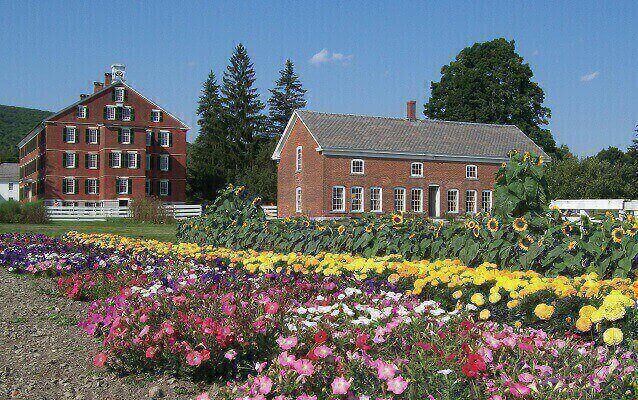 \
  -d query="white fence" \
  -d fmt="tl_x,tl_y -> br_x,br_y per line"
46,204 -> 202,221
550,199 -> 638,220
261,205 -> 278,219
